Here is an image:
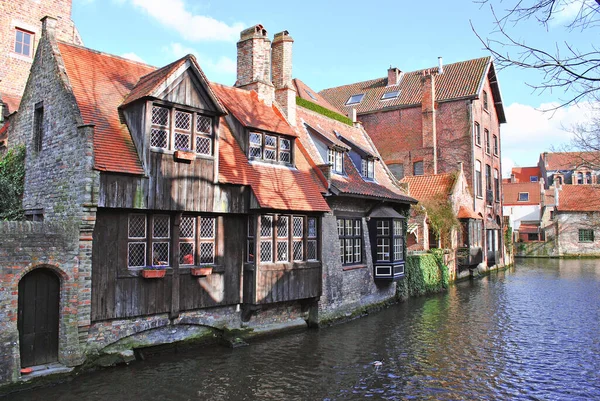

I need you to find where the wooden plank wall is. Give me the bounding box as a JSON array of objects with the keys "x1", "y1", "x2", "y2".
[
  {"x1": 91, "y1": 210, "x2": 243, "y2": 321},
  {"x1": 254, "y1": 263, "x2": 322, "y2": 304}
]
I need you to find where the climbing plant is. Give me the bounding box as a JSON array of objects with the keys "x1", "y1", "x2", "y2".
[
  {"x1": 0, "y1": 145, "x2": 25, "y2": 220},
  {"x1": 418, "y1": 193, "x2": 459, "y2": 248},
  {"x1": 399, "y1": 253, "x2": 448, "y2": 300}
]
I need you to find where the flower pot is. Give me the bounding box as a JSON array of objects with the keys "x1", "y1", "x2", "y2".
[
  {"x1": 174, "y1": 150, "x2": 195, "y2": 162},
  {"x1": 141, "y1": 269, "x2": 167, "y2": 278},
  {"x1": 191, "y1": 267, "x2": 213, "y2": 276}
]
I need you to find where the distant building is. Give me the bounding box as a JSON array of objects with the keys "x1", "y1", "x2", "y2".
[
  {"x1": 539, "y1": 151, "x2": 600, "y2": 187},
  {"x1": 502, "y1": 182, "x2": 543, "y2": 242},
  {"x1": 318, "y1": 57, "x2": 506, "y2": 267}
]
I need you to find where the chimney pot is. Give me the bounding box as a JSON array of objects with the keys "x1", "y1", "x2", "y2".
[{"x1": 438, "y1": 56, "x2": 444, "y2": 74}]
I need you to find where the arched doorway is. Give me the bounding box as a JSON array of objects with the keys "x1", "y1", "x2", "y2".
[{"x1": 18, "y1": 268, "x2": 60, "y2": 367}]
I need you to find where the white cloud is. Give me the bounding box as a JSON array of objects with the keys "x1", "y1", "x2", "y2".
[
  {"x1": 121, "y1": 52, "x2": 146, "y2": 63},
  {"x1": 500, "y1": 102, "x2": 595, "y2": 168},
  {"x1": 549, "y1": 0, "x2": 589, "y2": 26},
  {"x1": 130, "y1": 0, "x2": 244, "y2": 42},
  {"x1": 164, "y1": 43, "x2": 236, "y2": 82},
  {"x1": 501, "y1": 157, "x2": 515, "y2": 178}
]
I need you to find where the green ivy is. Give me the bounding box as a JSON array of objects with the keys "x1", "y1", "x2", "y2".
[
  {"x1": 0, "y1": 145, "x2": 25, "y2": 220},
  {"x1": 296, "y1": 97, "x2": 353, "y2": 126},
  {"x1": 399, "y1": 253, "x2": 448, "y2": 299}
]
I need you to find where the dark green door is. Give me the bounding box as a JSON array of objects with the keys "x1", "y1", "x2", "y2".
[{"x1": 18, "y1": 269, "x2": 60, "y2": 367}]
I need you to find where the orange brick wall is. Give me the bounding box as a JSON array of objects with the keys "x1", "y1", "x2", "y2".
[{"x1": 0, "y1": 0, "x2": 81, "y2": 109}]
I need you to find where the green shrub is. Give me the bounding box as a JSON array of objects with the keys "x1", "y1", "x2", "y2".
[
  {"x1": 296, "y1": 97, "x2": 353, "y2": 126},
  {"x1": 401, "y1": 253, "x2": 448, "y2": 299},
  {"x1": 0, "y1": 145, "x2": 25, "y2": 220}
]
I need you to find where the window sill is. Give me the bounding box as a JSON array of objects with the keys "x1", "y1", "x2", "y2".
[
  {"x1": 9, "y1": 52, "x2": 33, "y2": 62},
  {"x1": 342, "y1": 264, "x2": 367, "y2": 271}
]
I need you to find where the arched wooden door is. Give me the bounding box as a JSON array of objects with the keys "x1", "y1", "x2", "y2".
[{"x1": 18, "y1": 268, "x2": 60, "y2": 367}]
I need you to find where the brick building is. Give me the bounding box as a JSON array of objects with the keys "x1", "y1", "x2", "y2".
[
  {"x1": 0, "y1": 0, "x2": 81, "y2": 124},
  {"x1": 319, "y1": 57, "x2": 506, "y2": 267},
  {"x1": 1, "y1": 20, "x2": 414, "y2": 386}
]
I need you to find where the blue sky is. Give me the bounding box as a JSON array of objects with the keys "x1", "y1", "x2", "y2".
[{"x1": 72, "y1": 0, "x2": 595, "y2": 175}]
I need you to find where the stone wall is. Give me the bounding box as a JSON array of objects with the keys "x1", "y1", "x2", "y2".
[
  {"x1": 0, "y1": 0, "x2": 81, "y2": 109},
  {"x1": 0, "y1": 220, "x2": 85, "y2": 385},
  {"x1": 557, "y1": 212, "x2": 600, "y2": 256},
  {"x1": 318, "y1": 198, "x2": 398, "y2": 323}
]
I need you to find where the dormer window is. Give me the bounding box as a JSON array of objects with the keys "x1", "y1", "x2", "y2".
[
  {"x1": 150, "y1": 104, "x2": 213, "y2": 155},
  {"x1": 381, "y1": 91, "x2": 400, "y2": 101},
  {"x1": 361, "y1": 158, "x2": 375, "y2": 179},
  {"x1": 248, "y1": 131, "x2": 293, "y2": 165},
  {"x1": 346, "y1": 94, "x2": 364, "y2": 105},
  {"x1": 328, "y1": 148, "x2": 344, "y2": 174}
]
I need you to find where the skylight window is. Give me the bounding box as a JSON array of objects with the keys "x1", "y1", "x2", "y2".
[
  {"x1": 305, "y1": 90, "x2": 317, "y2": 101},
  {"x1": 381, "y1": 91, "x2": 400, "y2": 101},
  {"x1": 346, "y1": 94, "x2": 365, "y2": 105}
]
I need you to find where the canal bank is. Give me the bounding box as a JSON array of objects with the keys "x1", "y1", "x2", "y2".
[
  {"x1": 1, "y1": 251, "x2": 459, "y2": 395},
  {"x1": 4, "y1": 257, "x2": 599, "y2": 400}
]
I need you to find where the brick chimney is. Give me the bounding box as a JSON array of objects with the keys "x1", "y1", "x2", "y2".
[
  {"x1": 235, "y1": 24, "x2": 274, "y2": 106},
  {"x1": 272, "y1": 31, "x2": 296, "y2": 126},
  {"x1": 387, "y1": 67, "x2": 401, "y2": 86},
  {"x1": 421, "y1": 69, "x2": 437, "y2": 174}
]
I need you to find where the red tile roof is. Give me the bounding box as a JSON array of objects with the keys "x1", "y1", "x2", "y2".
[
  {"x1": 212, "y1": 84, "x2": 296, "y2": 137},
  {"x1": 296, "y1": 104, "x2": 415, "y2": 203},
  {"x1": 502, "y1": 182, "x2": 541, "y2": 205},
  {"x1": 457, "y1": 205, "x2": 481, "y2": 219},
  {"x1": 320, "y1": 57, "x2": 491, "y2": 115},
  {"x1": 1, "y1": 94, "x2": 21, "y2": 114},
  {"x1": 218, "y1": 116, "x2": 329, "y2": 212},
  {"x1": 557, "y1": 185, "x2": 600, "y2": 212},
  {"x1": 293, "y1": 78, "x2": 342, "y2": 114},
  {"x1": 400, "y1": 173, "x2": 456, "y2": 202},
  {"x1": 511, "y1": 167, "x2": 541, "y2": 183},
  {"x1": 542, "y1": 152, "x2": 600, "y2": 170},
  {"x1": 58, "y1": 42, "x2": 156, "y2": 175}
]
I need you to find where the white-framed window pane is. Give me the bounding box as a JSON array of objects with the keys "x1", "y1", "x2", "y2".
[
  {"x1": 128, "y1": 242, "x2": 146, "y2": 268},
  {"x1": 153, "y1": 215, "x2": 170, "y2": 238},
  {"x1": 361, "y1": 159, "x2": 367, "y2": 176},
  {"x1": 199, "y1": 242, "x2": 214, "y2": 264},
  {"x1": 345, "y1": 219, "x2": 352, "y2": 236},
  {"x1": 307, "y1": 240, "x2": 318, "y2": 261},
  {"x1": 394, "y1": 237, "x2": 403, "y2": 261},
  {"x1": 280, "y1": 138, "x2": 291, "y2": 151},
  {"x1": 328, "y1": 149, "x2": 335, "y2": 165},
  {"x1": 151, "y1": 129, "x2": 168, "y2": 149},
  {"x1": 195, "y1": 135, "x2": 211, "y2": 155},
  {"x1": 152, "y1": 242, "x2": 170, "y2": 266},
  {"x1": 345, "y1": 239, "x2": 353, "y2": 264},
  {"x1": 337, "y1": 219, "x2": 344, "y2": 236},
  {"x1": 377, "y1": 238, "x2": 390, "y2": 261},
  {"x1": 277, "y1": 216, "x2": 289, "y2": 237},
  {"x1": 354, "y1": 239, "x2": 362, "y2": 263},
  {"x1": 175, "y1": 132, "x2": 191, "y2": 151},
  {"x1": 339, "y1": 240, "x2": 345, "y2": 263},
  {"x1": 128, "y1": 214, "x2": 146, "y2": 238},
  {"x1": 277, "y1": 241, "x2": 289, "y2": 261},
  {"x1": 265, "y1": 135, "x2": 277, "y2": 147},
  {"x1": 260, "y1": 241, "x2": 273, "y2": 262},
  {"x1": 335, "y1": 152, "x2": 343, "y2": 173},
  {"x1": 368, "y1": 160, "x2": 374, "y2": 178},
  {"x1": 199, "y1": 217, "x2": 215, "y2": 238},
  {"x1": 196, "y1": 115, "x2": 212, "y2": 134},
  {"x1": 354, "y1": 219, "x2": 361, "y2": 236},
  {"x1": 377, "y1": 220, "x2": 389, "y2": 236},
  {"x1": 152, "y1": 106, "x2": 169, "y2": 126},
  {"x1": 180, "y1": 216, "x2": 196, "y2": 238},
  {"x1": 308, "y1": 217, "x2": 317, "y2": 238},
  {"x1": 293, "y1": 240, "x2": 303, "y2": 261},
  {"x1": 264, "y1": 148, "x2": 276, "y2": 160},
  {"x1": 393, "y1": 220, "x2": 402, "y2": 236},
  {"x1": 250, "y1": 146, "x2": 262, "y2": 158},
  {"x1": 293, "y1": 216, "x2": 303, "y2": 237},
  {"x1": 175, "y1": 110, "x2": 191, "y2": 131},
  {"x1": 261, "y1": 215, "x2": 273, "y2": 237},
  {"x1": 180, "y1": 242, "x2": 195, "y2": 265},
  {"x1": 279, "y1": 151, "x2": 291, "y2": 163}
]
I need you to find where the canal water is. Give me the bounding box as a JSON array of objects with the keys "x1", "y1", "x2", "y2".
[{"x1": 8, "y1": 258, "x2": 600, "y2": 400}]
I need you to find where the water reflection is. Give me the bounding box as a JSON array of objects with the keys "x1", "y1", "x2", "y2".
[{"x1": 7, "y1": 259, "x2": 600, "y2": 400}]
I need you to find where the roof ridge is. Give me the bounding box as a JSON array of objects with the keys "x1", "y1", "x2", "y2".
[{"x1": 57, "y1": 40, "x2": 157, "y2": 69}]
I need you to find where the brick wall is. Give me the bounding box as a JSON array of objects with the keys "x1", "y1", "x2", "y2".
[
  {"x1": 0, "y1": 0, "x2": 81, "y2": 108},
  {"x1": 557, "y1": 212, "x2": 600, "y2": 255},
  {"x1": 0, "y1": 221, "x2": 84, "y2": 385}
]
